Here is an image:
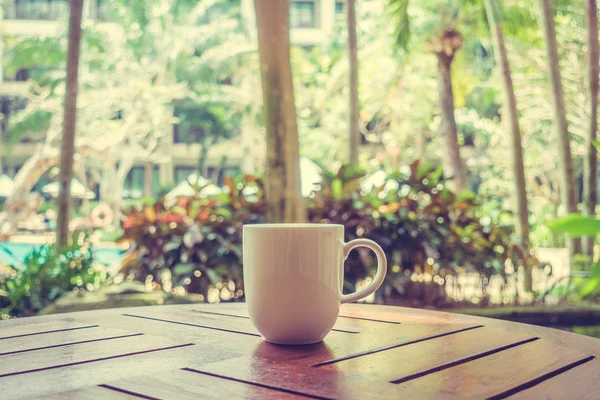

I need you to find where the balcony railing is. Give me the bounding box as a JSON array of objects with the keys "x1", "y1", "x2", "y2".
[{"x1": 3, "y1": 1, "x2": 69, "y2": 21}]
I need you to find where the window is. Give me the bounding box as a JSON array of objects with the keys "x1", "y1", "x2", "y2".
[
  {"x1": 173, "y1": 124, "x2": 207, "y2": 144},
  {"x1": 7, "y1": 0, "x2": 69, "y2": 21},
  {"x1": 173, "y1": 108, "x2": 211, "y2": 144},
  {"x1": 218, "y1": 166, "x2": 241, "y2": 185},
  {"x1": 1, "y1": 97, "x2": 28, "y2": 133},
  {"x1": 96, "y1": 0, "x2": 109, "y2": 21},
  {"x1": 5, "y1": 67, "x2": 51, "y2": 82},
  {"x1": 290, "y1": 1, "x2": 316, "y2": 28},
  {"x1": 335, "y1": 1, "x2": 344, "y2": 16},
  {"x1": 123, "y1": 167, "x2": 144, "y2": 199},
  {"x1": 175, "y1": 166, "x2": 196, "y2": 184},
  {"x1": 123, "y1": 166, "x2": 160, "y2": 198}
]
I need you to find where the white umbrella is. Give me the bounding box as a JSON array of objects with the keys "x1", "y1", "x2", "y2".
[
  {"x1": 300, "y1": 157, "x2": 322, "y2": 197},
  {"x1": 42, "y1": 178, "x2": 96, "y2": 199},
  {"x1": 0, "y1": 174, "x2": 14, "y2": 197},
  {"x1": 165, "y1": 173, "x2": 221, "y2": 200},
  {"x1": 361, "y1": 170, "x2": 399, "y2": 194}
]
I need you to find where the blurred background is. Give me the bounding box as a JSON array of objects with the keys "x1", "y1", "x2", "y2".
[{"x1": 0, "y1": 0, "x2": 599, "y2": 339}]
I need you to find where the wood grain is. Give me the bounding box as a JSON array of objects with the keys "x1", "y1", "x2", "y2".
[
  {"x1": 103, "y1": 369, "x2": 309, "y2": 399},
  {"x1": 507, "y1": 359, "x2": 600, "y2": 400},
  {"x1": 320, "y1": 326, "x2": 536, "y2": 382},
  {"x1": 0, "y1": 303, "x2": 598, "y2": 400},
  {"x1": 0, "y1": 346, "x2": 206, "y2": 399},
  {"x1": 44, "y1": 385, "x2": 142, "y2": 400},
  {"x1": 191, "y1": 308, "x2": 396, "y2": 333},
  {"x1": 0, "y1": 327, "x2": 141, "y2": 355},
  {"x1": 0, "y1": 320, "x2": 97, "y2": 340},
  {"x1": 397, "y1": 339, "x2": 593, "y2": 398},
  {"x1": 184, "y1": 360, "x2": 418, "y2": 400},
  {"x1": 0, "y1": 334, "x2": 191, "y2": 377}
]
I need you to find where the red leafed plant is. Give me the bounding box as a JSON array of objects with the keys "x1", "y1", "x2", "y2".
[{"x1": 118, "y1": 175, "x2": 266, "y2": 301}]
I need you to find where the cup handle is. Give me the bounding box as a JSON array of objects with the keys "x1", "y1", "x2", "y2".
[{"x1": 340, "y1": 238, "x2": 387, "y2": 304}]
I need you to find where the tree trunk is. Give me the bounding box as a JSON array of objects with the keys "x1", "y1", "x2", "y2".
[
  {"x1": 347, "y1": 0, "x2": 360, "y2": 165},
  {"x1": 584, "y1": 0, "x2": 599, "y2": 257},
  {"x1": 144, "y1": 161, "x2": 153, "y2": 198},
  {"x1": 484, "y1": 0, "x2": 532, "y2": 291},
  {"x1": 57, "y1": 0, "x2": 83, "y2": 248},
  {"x1": 254, "y1": 0, "x2": 306, "y2": 222},
  {"x1": 539, "y1": 0, "x2": 581, "y2": 256},
  {"x1": 436, "y1": 53, "x2": 468, "y2": 192}
]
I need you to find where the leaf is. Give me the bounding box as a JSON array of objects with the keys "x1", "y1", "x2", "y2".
[
  {"x1": 173, "y1": 263, "x2": 195, "y2": 276},
  {"x1": 580, "y1": 261, "x2": 600, "y2": 298},
  {"x1": 206, "y1": 268, "x2": 220, "y2": 285},
  {"x1": 455, "y1": 190, "x2": 476, "y2": 203},
  {"x1": 332, "y1": 179, "x2": 343, "y2": 200},
  {"x1": 593, "y1": 139, "x2": 600, "y2": 150},
  {"x1": 546, "y1": 214, "x2": 600, "y2": 237}
]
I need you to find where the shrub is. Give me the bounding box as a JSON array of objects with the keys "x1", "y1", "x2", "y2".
[
  {"x1": 0, "y1": 232, "x2": 107, "y2": 318},
  {"x1": 309, "y1": 161, "x2": 527, "y2": 302},
  {"x1": 118, "y1": 176, "x2": 266, "y2": 302},
  {"x1": 118, "y1": 163, "x2": 525, "y2": 304}
]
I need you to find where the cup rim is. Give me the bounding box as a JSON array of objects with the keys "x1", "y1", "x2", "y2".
[{"x1": 243, "y1": 223, "x2": 343, "y2": 229}]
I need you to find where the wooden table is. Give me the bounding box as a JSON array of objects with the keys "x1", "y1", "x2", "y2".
[{"x1": 1, "y1": 303, "x2": 599, "y2": 399}]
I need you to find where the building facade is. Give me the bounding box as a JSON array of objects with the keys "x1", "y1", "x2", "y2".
[{"x1": 0, "y1": 0, "x2": 344, "y2": 198}]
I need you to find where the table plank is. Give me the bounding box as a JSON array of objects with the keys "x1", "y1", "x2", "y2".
[
  {"x1": 507, "y1": 359, "x2": 600, "y2": 400},
  {"x1": 125, "y1": 308, "x2": 360, "y2": 337},
  {"x1": 251, "y1": 323, "x2": 481, "y2": 367},
  {"x1": 1, "y1": 303, "x2": 598, "y2": 399},
  {"x1": 190, "y1": 307, "x2": 399, "y2": 333},
  {"x1": 397, "y1": 339, "x2": 594, "y2": 398},
  {"x1": 185, "y1": 358, "x2": 427, "y2": 400},
  {"x1": 103, "y1": 369, "x2": 308, "y2": 399},
  {"x1": 45, "y1": 385, "x2": 141, "y2": 400},
  {"x1": 0, "y1": 327, "x2": 142, "y2": 355},
  {"x1": 319, "y1": 326, "x2": 536, "y2": 382},
  {"x1": 0, "y1": 333, "x2": 192, "y2": 377},
  {"x1": 0, "y1": 320, "x2": 98, "y2": 340},
  {"x1": 0, "y1": 346, "x2": 203, "y2": 400}
]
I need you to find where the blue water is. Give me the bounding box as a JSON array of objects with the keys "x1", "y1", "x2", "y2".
[{"x1": 0, "y1": 241, "x2": 122, "y2": 266}]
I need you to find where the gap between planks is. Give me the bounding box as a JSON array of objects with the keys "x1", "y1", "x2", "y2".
[
  {"x1": 189, "y1": 309, "x2": 359, "y2": 334},
  {"x1": 99, "y1": 384, "x2": 161, "y2": 400},
  {"x1": 0, "y1": 325, "x2": 100, "y2": 341},
  {"x1": 311, "y1": 325, "x2": 484, "y2": 367},
  {"x1": 192, "y1": 309, "x2": 401, "y2": 325},
  {"x1": 181, "y1": 367, "x2": 327, "y2": 400},
  {"x1": 0, "y1": 333, "x2": 144, "y2": 357},
  {"x1": 122, "y1": 314, "x2": 262, "y2": 337},
  {"x1": 488, "y1": 355, "x2": 596, "y2": 400},
  {"x1": 391, "y1": 337, "x2": 540, "y2": 384},
  {"x1": 0, "y1": 343, "x2": 195, "y2": 378}
]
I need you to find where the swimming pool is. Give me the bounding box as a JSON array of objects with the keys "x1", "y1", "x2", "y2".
[{"x1": 0, "y1": 241, "x2": 122, "y2": 266}]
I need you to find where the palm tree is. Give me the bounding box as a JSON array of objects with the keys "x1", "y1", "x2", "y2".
[
  {"x1": 57, "y1": 0, "x2": 84, "y2": 248},
  {"x1": 584, "y1": 0, "x2": 599, "y2": 257},
  {"x1": 387, "y1": 0, "x2": 468, "y2": 192},
  {"x1": 483, "y1": 0, "x2": 531, "y2": 289},
  {"x1": 539, "y1": 0, "x2": 580, "y2": 256},
  {"x1": 253, "y1": 0, "x2": 306, "y2": 222},
  {"x1": 347, "y1": 0, "x2": 360, "y2": 165}
]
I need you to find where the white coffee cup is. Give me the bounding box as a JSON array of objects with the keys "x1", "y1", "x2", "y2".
[{"x1": 243, "y1": 223, "x2": 387, "y2": 345}]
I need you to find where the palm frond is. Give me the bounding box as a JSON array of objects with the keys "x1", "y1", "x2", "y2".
[{"x1": 387, "y1": 0, "x2": 411, "y2": 49}]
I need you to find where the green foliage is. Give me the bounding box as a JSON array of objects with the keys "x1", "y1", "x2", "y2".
[
  {"x1": 0, "y1": 233, "x2": 106, "y2": 318},
  {"x1": 120, "y1": 166, "x2": 525, "y2": 305},
  {"x1": 309, "y1": 161, "x2": 527, "y2": 302},
  {"x1": 118, "y1": 176, "x2": 266, "y2": 300},
  {"x1": 547, "y1": 215, "x2": 600, "y2": 298},
  {"x1": 546, "y1": 215, "x2": 600, "y2": 238}
]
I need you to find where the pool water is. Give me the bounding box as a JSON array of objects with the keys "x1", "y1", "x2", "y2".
[{"x1": 0, "y1": 241, "x2": 122, "y2": 266}]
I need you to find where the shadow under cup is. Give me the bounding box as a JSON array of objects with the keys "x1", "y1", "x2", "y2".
[{"x1": 243, "y1": 224, "x2": 345, "y2": 345}]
